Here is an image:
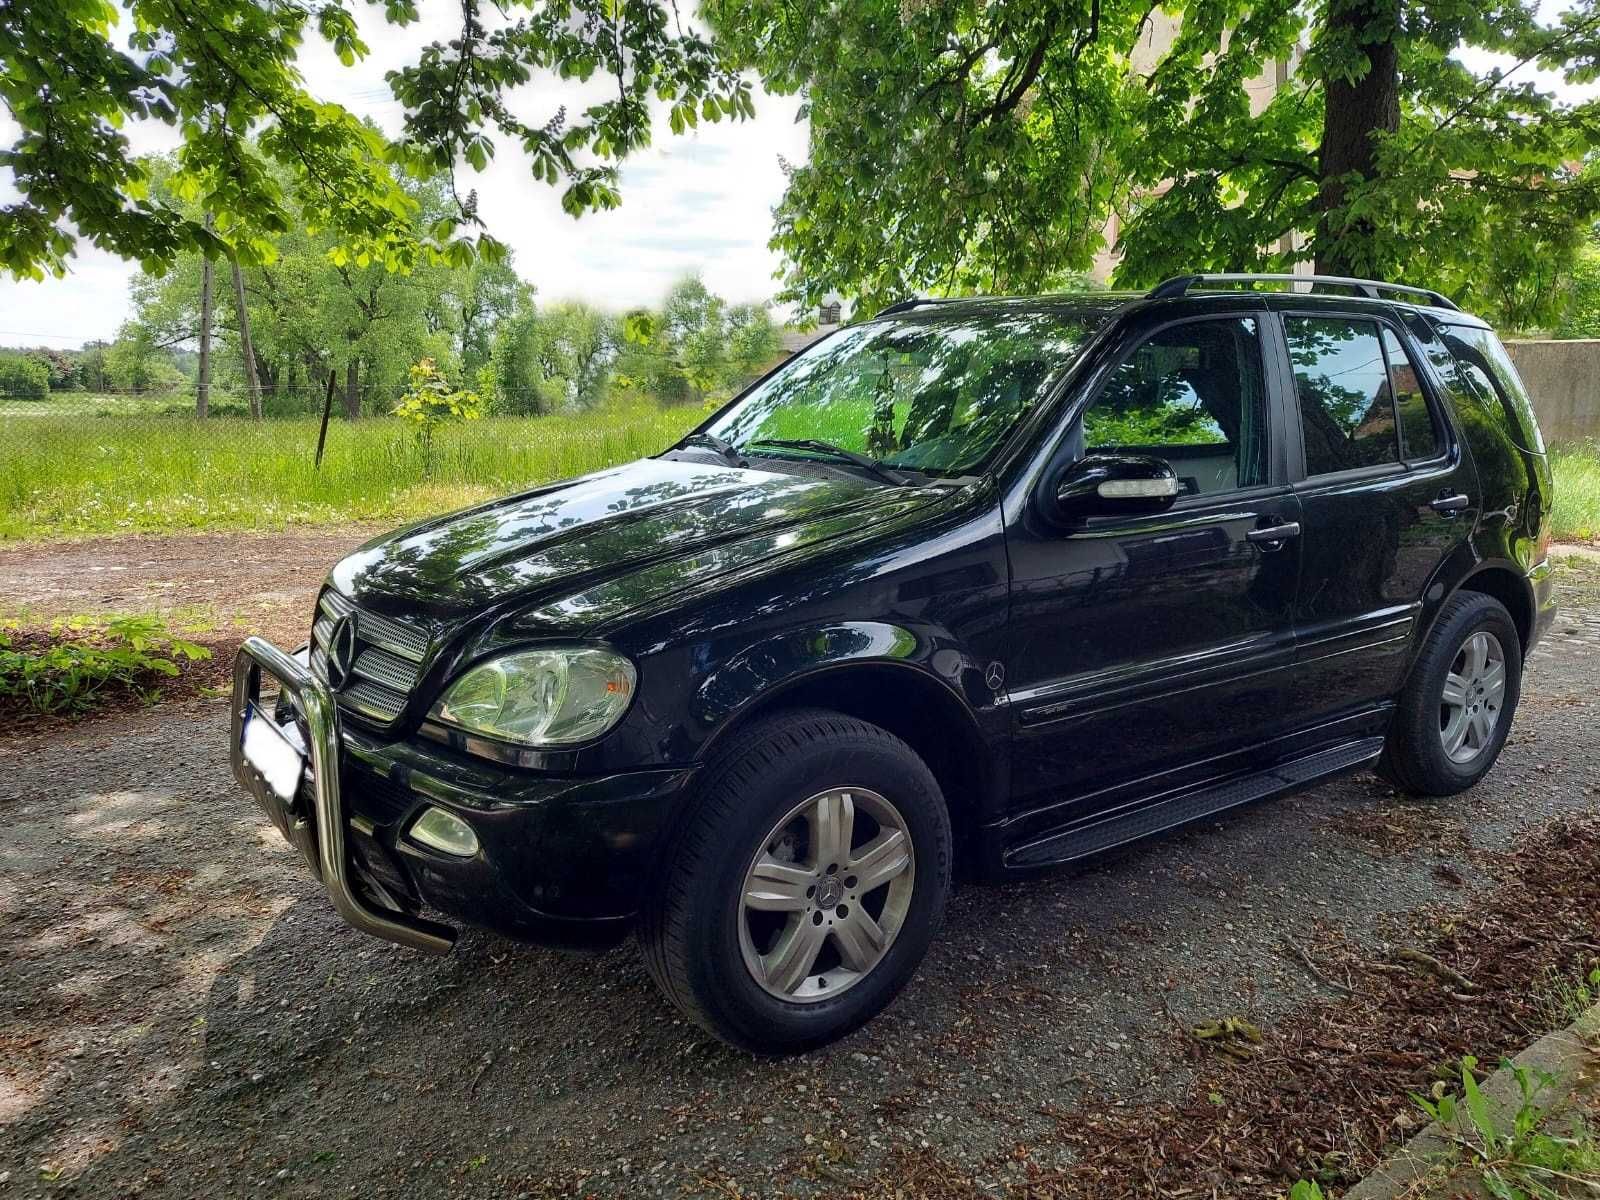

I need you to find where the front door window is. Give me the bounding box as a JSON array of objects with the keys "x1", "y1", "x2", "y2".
[{"x1": 1082, "y1": 317, "x2": 1269, "y2": 496}]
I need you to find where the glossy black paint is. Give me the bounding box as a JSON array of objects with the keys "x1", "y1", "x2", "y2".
[{"x1": 313, "y1": 290, "x2": 1553, "y2": 946}]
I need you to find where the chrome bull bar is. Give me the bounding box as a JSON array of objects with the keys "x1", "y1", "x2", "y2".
[{"x1": 229, "y1": 635, "x2": 456, "y2": 954}]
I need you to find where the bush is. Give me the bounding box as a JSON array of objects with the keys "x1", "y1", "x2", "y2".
[
  {"x1": 0, "y1": 615, "x2": 211, "y2": 715},
  {"x1": 391, "y1": 356, "x2": 483, "y2": 469},
  {"x1": 0, "y1": 351, "x2": 50, "y2": 398}
]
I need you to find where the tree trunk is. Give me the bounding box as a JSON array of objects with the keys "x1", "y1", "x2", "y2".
[
  {"x1": 229, "y1": 253, "x2": 262, "y2": 419},
  {"x1": 343, "y1": 358, "x2": 361, "y2": 420},
  {"x1": 1314, "y1": 0, "x2": 1401, "y2": 277},
  {"x1": 196, "y1": 215, "x2": 215, "y2": 419}
]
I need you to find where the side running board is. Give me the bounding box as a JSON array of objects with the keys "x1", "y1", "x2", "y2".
[{"x1": 1005, "y1": 738, "x2": 1386, "y2": 870}]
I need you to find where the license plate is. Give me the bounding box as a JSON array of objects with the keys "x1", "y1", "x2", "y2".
[{"x1": 241, "y1": 702, "x2": 307, "y2": 803}]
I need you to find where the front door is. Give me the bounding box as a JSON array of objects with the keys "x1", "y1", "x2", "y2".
[
  {"x1": 1003, "y1": 312, "x2": 1303, "y2": 836},
  {"x1": 1272, "y1": 307, "x2": 1476, "y2": 729}
]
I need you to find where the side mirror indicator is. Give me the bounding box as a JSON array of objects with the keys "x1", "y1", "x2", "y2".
[{"x1": 1097, "y1": 476, "x2": 1180, "y2": 501}]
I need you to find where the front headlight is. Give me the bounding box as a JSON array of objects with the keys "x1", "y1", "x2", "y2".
[{"x1": 430, "y1": 647, "x2": 637, "y2": 747}]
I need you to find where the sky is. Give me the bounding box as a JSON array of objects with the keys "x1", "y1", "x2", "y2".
[{"x1": 0, "y1": 3, "x2": 810, "y2": 349}]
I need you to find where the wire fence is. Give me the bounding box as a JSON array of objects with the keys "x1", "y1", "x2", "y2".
[{"x1": 2, "y1": 382, "x2": 703, "y2": 455}]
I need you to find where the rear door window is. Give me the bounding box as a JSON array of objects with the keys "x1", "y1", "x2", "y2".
[
  {"x1": 1382, "y1": 328, "x2": 1441, "y2": 461},
  {"x1": 1284, "y1": 316, "x2": 1398, "y2": 475}
]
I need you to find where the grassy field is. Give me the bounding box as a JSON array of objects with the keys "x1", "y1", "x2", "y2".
[
  {"x1": 1551, "y1": 443, "x2": 1600, "y2": 543},
  {"x1": 1, "y1": 403, "x2": 700, "y2": 539},
  {"x1": 5, "y1": 397, "x2": 1599, "y2": 544}
]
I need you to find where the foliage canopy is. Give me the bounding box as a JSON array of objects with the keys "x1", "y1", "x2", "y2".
[
  {"x1": 0, "y1": 0, "x2": 752, "y2": 278},
  {"x1": 708, "y1": 0, "x2": 1600, "y2": 326}
]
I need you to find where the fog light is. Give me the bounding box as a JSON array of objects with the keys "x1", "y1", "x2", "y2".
[{"x1": 408, "y1": 806, "x2": 479, "y2": 857}]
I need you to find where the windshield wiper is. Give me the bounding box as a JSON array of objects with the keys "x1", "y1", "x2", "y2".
[
  {"x1": 678, "y1": 432, "x2": 746, "y2": 468},
  {"x1": 745, "y1": 438, "x2": 921, "y2": 487}
]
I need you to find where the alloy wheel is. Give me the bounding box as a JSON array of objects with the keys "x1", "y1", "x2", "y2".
[
  {"x1": 1439, "y1": 630, "x2": 1507, "y2": 765},
  {"x1": 738, "y1": 787, "x2": 916, "y2": 1002}
]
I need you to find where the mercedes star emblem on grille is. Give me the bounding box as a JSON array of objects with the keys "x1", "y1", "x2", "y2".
[{"x1": 325, "y1": 613, "x2": 360, "y2": 692}]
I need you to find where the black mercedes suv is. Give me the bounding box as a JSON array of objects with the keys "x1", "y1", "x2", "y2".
[{"x1": 231, "y1": 273, "x2": 1555, "y2": 1052}]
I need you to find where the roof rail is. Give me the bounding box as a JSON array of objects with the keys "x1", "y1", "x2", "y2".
[{"x1": 1147, "y1": 273, "x2": 1461, "y2": 312}]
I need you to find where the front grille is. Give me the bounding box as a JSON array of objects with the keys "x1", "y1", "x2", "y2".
[{"x1": 310, "y1": 588, "x2": 431, "y2": 724}]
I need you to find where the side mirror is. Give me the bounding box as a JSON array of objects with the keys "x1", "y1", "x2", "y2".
[{"x1": 1049, "y1": 453, "x2": 1181, "y2": 524}]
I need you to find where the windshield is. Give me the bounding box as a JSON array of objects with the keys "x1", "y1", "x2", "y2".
[{"x1": 702, "y1": 306, "x2": 1110, "y2": 477}]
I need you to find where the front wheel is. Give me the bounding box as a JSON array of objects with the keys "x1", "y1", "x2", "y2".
[
  {"x1": 1380, "y1": 591, "x2": 1522, "y2": 796},
  {"x1": 639, "y1": 708, "x2": 952, "y2": 1053}
]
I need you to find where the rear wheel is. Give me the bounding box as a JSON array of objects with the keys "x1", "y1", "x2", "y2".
[
  {"x1": 639, "y1": 708, "x2": 952, "y2": 1053},
  {"x1": 1380, "y1": 592, "x2": 1521, "y2": 796}
]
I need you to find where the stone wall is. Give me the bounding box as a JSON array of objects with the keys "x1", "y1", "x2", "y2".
[{"x1": 1505, "y1": 339, "x2": 1599, "y2": 445}]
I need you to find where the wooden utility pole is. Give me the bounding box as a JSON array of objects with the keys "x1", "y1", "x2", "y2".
[
  {"x1": 197, "y1": 214, "x2": 214, "y2": 419},
  {"x1": 229, "y1": 252, "x2": 262, "y2": 419}
]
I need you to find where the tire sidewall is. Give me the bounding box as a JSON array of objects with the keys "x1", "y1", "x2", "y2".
[
  {"x1": 1407, "y1": 598, "x2": 1522, "y2": 789},
  {"x1": 682, "y1": 729, "x2": 951, "y2": 1053}
]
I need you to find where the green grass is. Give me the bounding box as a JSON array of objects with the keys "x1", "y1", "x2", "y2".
[
  {"x1": 1551, "y1": 442, "x2": 1600, "y2": 543},
  {"x1": 0, "y1": 402, "x2": 700, "y2": 540}
]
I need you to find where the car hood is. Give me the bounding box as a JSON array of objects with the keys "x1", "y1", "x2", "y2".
[{"x1": 330, "y1": 456, "x2": 950, "y2": 630}]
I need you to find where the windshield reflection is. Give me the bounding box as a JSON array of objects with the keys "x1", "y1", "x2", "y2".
[{"x1": 705, "y1": 304, "x2": 1112, "y2": 477}]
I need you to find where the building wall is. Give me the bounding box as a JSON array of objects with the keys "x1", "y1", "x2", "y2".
[{"x1": 1504, "y1": 339, "x2": 1600, "y2": 445}]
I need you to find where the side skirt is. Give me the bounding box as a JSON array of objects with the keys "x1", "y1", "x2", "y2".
[{"x1": 998, "y1": 736, "x2": 1386, "y2": 872}]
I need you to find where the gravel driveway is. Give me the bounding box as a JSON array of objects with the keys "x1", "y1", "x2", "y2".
[{"x1": 4, "y1": 561, "x2": 1599, "y2": 1199}]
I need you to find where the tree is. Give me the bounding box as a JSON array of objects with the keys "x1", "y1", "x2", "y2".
[
  {"x1": 708, "y1": 0, "x2": 1600, "y2": 324},
  {"x1": 1555, "y1": 241, "x2": 1600, "y2": 338},
  {"x1": 197, "y1": 215, "x2": 215, "y2": 418},
  {"x1": 125, "y1": 165, "x2": 489, "y2": 415},
  {"x1": 486, "y1": 300, "x2": 617, "y2": 413},
  {"x1": 436, "y1": 259, "x2": 528, "y2": 375},
  {"x1": 1, "y1": 0, "x2": 753, "y2": 281},
  {"x1": 724, "y1": 303, "x2": 782, "y2": 384},
  {"x1": 487, "y1": 306, "x2": 560, "y2": 415},
  {"x1": 0, "y1": 352, "x2": 50, "y2": 398},
  {"x1": 104, "y1": 328, "x2": 184, "y2": 393}
]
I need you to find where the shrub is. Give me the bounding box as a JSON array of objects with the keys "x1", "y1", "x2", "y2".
[
  {"x1": 391, "y1": 356, "x2": 483, "y2": 469},
  {"x1": 0, "y1": 351, "x2": 50, "y2": 398},
  {"x1": 0, "y1": 615, "x2": 211, "y2": 715}
]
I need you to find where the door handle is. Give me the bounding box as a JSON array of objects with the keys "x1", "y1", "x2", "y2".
[
  {"x1": 1246, "y1": 521, "x2": 1301, "y2": 549},
  {"x1": 1430, "y1": 493, "x2": 1470, "y2": 515}
]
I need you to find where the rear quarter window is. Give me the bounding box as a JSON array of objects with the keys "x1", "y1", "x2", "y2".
[{"x1": 1437, "y1": 324, "x2": 1546, "y2": 455}]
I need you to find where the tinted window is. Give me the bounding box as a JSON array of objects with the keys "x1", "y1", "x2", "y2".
[
  {"x1": 1382, "y1": 328, "x2": 1440, "y2": 460},
  {"x1": 1082, "y1": 318, "x2": 1269, "y2": 495},
  {"x1": 1285, "y1": 316, "x2": 1397, "y2": 474},
  {"x1": 1438, "y1": 325, "x2": 1546, "y2": 454}
]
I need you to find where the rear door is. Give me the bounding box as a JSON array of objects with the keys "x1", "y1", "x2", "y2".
[{"x1": 1271, "y1": 305, "x2": 1476, "y2": 730}]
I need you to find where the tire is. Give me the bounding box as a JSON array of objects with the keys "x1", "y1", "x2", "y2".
[
  {"x1": 638, "y1": 707, "x2": 952, "y2": 1054},
  {"x1": 1379, "y1": 591, "x2": 1522, "y2": 796}
]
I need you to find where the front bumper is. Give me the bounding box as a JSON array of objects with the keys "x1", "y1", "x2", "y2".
[{"x1": 229, "y1": 637, "x2": 694, "y2": 952}]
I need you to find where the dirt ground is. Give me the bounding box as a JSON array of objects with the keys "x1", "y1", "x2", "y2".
[
  {"x1": 0, "y1": 529, "x2": 383, "y2": 645},
  {"x1": 2, "y1": 544, "x2": 1600, "y2": 1198}
]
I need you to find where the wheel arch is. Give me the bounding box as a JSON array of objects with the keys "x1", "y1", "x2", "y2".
[
  {"x1": 695, "y1": 657, "x2": 996, "y2": 877},
  {"x1": 1456, "y1": 562, "x2": 1535, "y2": 657}
]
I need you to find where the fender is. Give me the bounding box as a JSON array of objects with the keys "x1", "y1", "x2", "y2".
[{"x1": 692, "y1": 620, "x2": 994, "y2": 763}]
